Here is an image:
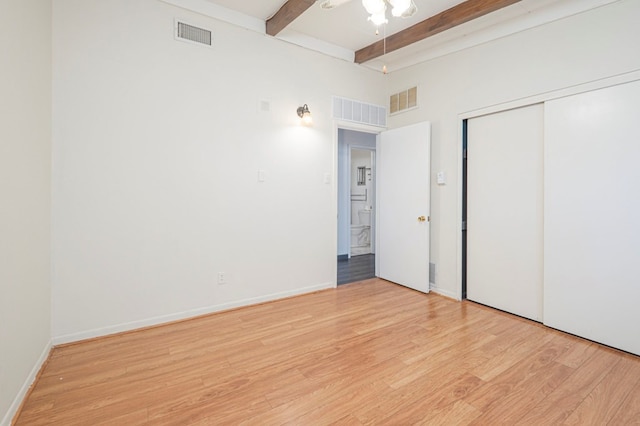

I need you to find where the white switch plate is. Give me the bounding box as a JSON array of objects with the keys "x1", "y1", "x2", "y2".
[
  {"x1": 436, "y1": 171, "x2": 446, "y2": 185},
  {"x1": 258, "y1": 170, "x2": 266, "y2": 182},
  {"x1": 324, "y1": 173, "x2": 331, "y2": 184}
]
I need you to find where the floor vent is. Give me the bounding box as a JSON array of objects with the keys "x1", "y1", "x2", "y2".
[
  {"x1": 332, "y1": 96, "x2": 387, "y2": 128},
  {"x1": 175, "y1": 20, "x2": 212, "y2": 47}
]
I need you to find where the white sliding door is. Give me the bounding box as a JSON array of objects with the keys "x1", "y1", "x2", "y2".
[
  {"x1": 544, "y1": 80, "x2": 640, "y2": 356},
  {"x1": 467, "y1": 104, "x2": 544, "y2": 321}
]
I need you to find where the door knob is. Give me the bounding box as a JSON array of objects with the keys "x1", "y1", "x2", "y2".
[{"x1": 418, "y1": 216, "x2": 426, "y2": 222}]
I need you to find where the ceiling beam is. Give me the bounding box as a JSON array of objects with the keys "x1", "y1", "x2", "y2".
[
  {"x1": 266, "y1": 0, "x2": 316, "y2": 36},
  {"x1": 355, "y1": 0, "x2": 522, "y2": 64}
]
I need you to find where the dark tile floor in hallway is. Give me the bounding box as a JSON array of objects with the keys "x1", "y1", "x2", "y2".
[{"x1": 337, "y1": 254, "x2": 375, "y2": 285}]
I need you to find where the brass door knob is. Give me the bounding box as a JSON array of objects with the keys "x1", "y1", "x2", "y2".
[{"x1": 418, "y1": 216, "x2": 427, "y2": 222}]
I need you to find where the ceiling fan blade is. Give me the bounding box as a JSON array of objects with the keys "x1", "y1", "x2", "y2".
[
  {"x1": 400, "y1": 0, "x2": 417, "y2": 17},
  {"x1": 319, "y1": 0, "x2": 353, "y2": 10}
]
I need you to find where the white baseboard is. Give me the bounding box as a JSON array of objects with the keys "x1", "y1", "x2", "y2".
[
  {"x1": 430, "y1": 285, "x2": 460, "y2": 301},
  {"x1": 52, "y1": 282, "x2": 335, "y2": 345},
  {"x1": 1, "y1": 340, "x2": 52, "y2": 426}
]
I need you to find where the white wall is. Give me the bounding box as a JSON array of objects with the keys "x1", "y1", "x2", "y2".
[
  {"x1": 0, "y1": 1, "x2": 52, "y2": 424},
  {"x1": 51, "y1": 0, "x2": 385, "y2": 342},
  {"x1": 387, "y1": 0, "x2": 640, "y2": 298}
]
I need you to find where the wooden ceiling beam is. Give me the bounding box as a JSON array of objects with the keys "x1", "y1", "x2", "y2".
[
  {"x1": 355, "y1": 0, "x2": 521, "y2": 64},
  {"x1": 266, "y1": 0, "x2": 316, "y2": 36}
]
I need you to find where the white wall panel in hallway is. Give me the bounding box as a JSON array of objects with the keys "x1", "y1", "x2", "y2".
[
  {"x1": 467, "y1": 104, "x2": 544, "y2": 321},
  {"x1": 544, "y1": 80, "x2": 640, "y2": 356}
]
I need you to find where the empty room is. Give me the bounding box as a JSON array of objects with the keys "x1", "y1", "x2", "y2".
[{"x1": 2, "y1": 0, "x2": 640, "y2": 424}]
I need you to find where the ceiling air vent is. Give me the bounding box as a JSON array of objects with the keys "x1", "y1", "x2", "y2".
[
  {"x1": 175, "y1": 20, "x2": 212, "y2": 47},
  {"x1": 332, "y1": 96, "x2": 387, "y2": 128},
  {"x1": 390, "y1": 86, "x2": 418, "y2": 115}
]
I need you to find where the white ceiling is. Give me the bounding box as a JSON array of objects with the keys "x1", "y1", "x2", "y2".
[{"x1": 166, "y1": 0, "x2": 619, "y2": 72}]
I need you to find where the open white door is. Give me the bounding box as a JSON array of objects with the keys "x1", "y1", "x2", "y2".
[{"x1": 377, "y1": 122, "x2": 431, "y2": 293}]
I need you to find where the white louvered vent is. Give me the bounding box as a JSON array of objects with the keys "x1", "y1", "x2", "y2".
[
  {"x1": 332, "y1": 96, "x2": 386, "y2": 128},
  {"x1": 175, "y1": 20, "x2": 212, "y2": 47}
]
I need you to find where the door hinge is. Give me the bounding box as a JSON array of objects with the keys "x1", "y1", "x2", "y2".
[
  {"x1": 463, "y1": 148, "x2": 467, "y2": 159},
  {"x1": 462, "y1": 221, "x2": 467, "y2": 231}
]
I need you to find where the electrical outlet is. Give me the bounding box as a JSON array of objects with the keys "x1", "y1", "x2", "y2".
[{"x1": 217, "y1": 272, "x2": 226, "y2": 285}]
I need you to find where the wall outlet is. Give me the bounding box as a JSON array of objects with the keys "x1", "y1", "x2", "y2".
[{"x1": 217, "y1": 272, "x2": 226, "y2": 285}]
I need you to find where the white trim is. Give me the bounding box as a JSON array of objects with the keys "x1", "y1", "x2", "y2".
[
  {"x1": 52, "y1": 282, "x2": 334, "y2": 345},
  {"x1": 333, "y1": 119, "x2": 386, "y2": 134},
  {"x1": 460, "y1": 69, "x2": 640, "y2": 119},
  {"x1": 1, "y1": 341, "x2": 52, "y2": 426},
  {"x1": 457, "y1": 68, "x2": 640, "y2": 303}
]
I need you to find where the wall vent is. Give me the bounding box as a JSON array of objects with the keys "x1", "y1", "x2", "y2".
[
  {"x1": 390, "y1": 86, "x2": 418, "y2": 115},
  {"x1": 175, "y1": 20, "x2": 212, "y2": 47},
  {"x1": 429, "y1": 262, "x2": 436, "y2": 284},
  {"x1": 332, "y1": 96, "x2": 386, "y2": 128}
]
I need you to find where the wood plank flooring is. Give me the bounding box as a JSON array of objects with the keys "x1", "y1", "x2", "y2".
[
  {"x1": 15, "y1": 279, "x2": 640, "y2": 425},
  {"x1": 337, "y1": 254, "x2": 375, "y2": 285}
]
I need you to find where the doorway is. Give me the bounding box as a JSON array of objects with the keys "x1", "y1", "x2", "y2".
[
  {"x1": 337, "y1": 129, "x2": 376, "y2": 285},
  {"x1": 336, "y1": 121, "x2": 431, "y2": 291}
]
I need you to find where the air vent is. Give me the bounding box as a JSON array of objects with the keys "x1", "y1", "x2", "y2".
[
  {"x1": 175, "y1": 20, "x2": 212, "y2": 47},
  {"x1": 390, "y1": 86, "x2": 418, "y2": 115},
  {"x1": 332, "y1": 96, "x2": 386, "y2": 127}
]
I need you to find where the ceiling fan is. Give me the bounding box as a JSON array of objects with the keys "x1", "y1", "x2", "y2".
[{"x1": 319, "y1": 0, "x2": 418, "y2": 24}]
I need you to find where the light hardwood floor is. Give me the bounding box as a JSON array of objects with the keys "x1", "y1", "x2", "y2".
[{"x1": 15, "y1": 279, "x2": 640, "y2": 425}]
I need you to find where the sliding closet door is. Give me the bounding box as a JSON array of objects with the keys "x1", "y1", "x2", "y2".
[
  {"x1": 545, "y1": 80, "x2": 640, "y2": 356},
  {"x1": 467, "y1": 104, "x2": 544, "y2": 321}
]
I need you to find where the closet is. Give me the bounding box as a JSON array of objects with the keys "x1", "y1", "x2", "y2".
[{"x1": 466, "y1": 79, "x2": 640, "y2": 356}]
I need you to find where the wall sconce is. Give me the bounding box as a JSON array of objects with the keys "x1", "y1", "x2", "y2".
[{"x1": 297, "y1": 104, "x2": 312, "y2": 125}]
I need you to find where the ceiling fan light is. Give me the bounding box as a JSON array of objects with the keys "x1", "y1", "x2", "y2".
[
  {"x1": 319, "y1": 0, "x2": 334, "y2": 9},
  {"x1": 368, "y1": 11, "x2": 388, "y2": 26},
  {"x1": 390, "y1": 0, "x2": 411, "y2": 16},
  {"x1": 362, "y1": 0, "x2": 385, "y2": 15}
]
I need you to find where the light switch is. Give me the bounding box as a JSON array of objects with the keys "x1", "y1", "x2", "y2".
[
  {"x1": 258, "y1": 170, "x2": 266, "y2": 182},
  {"x1": 436, "y1": 172, "x2": 446, "y2": 185}
]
